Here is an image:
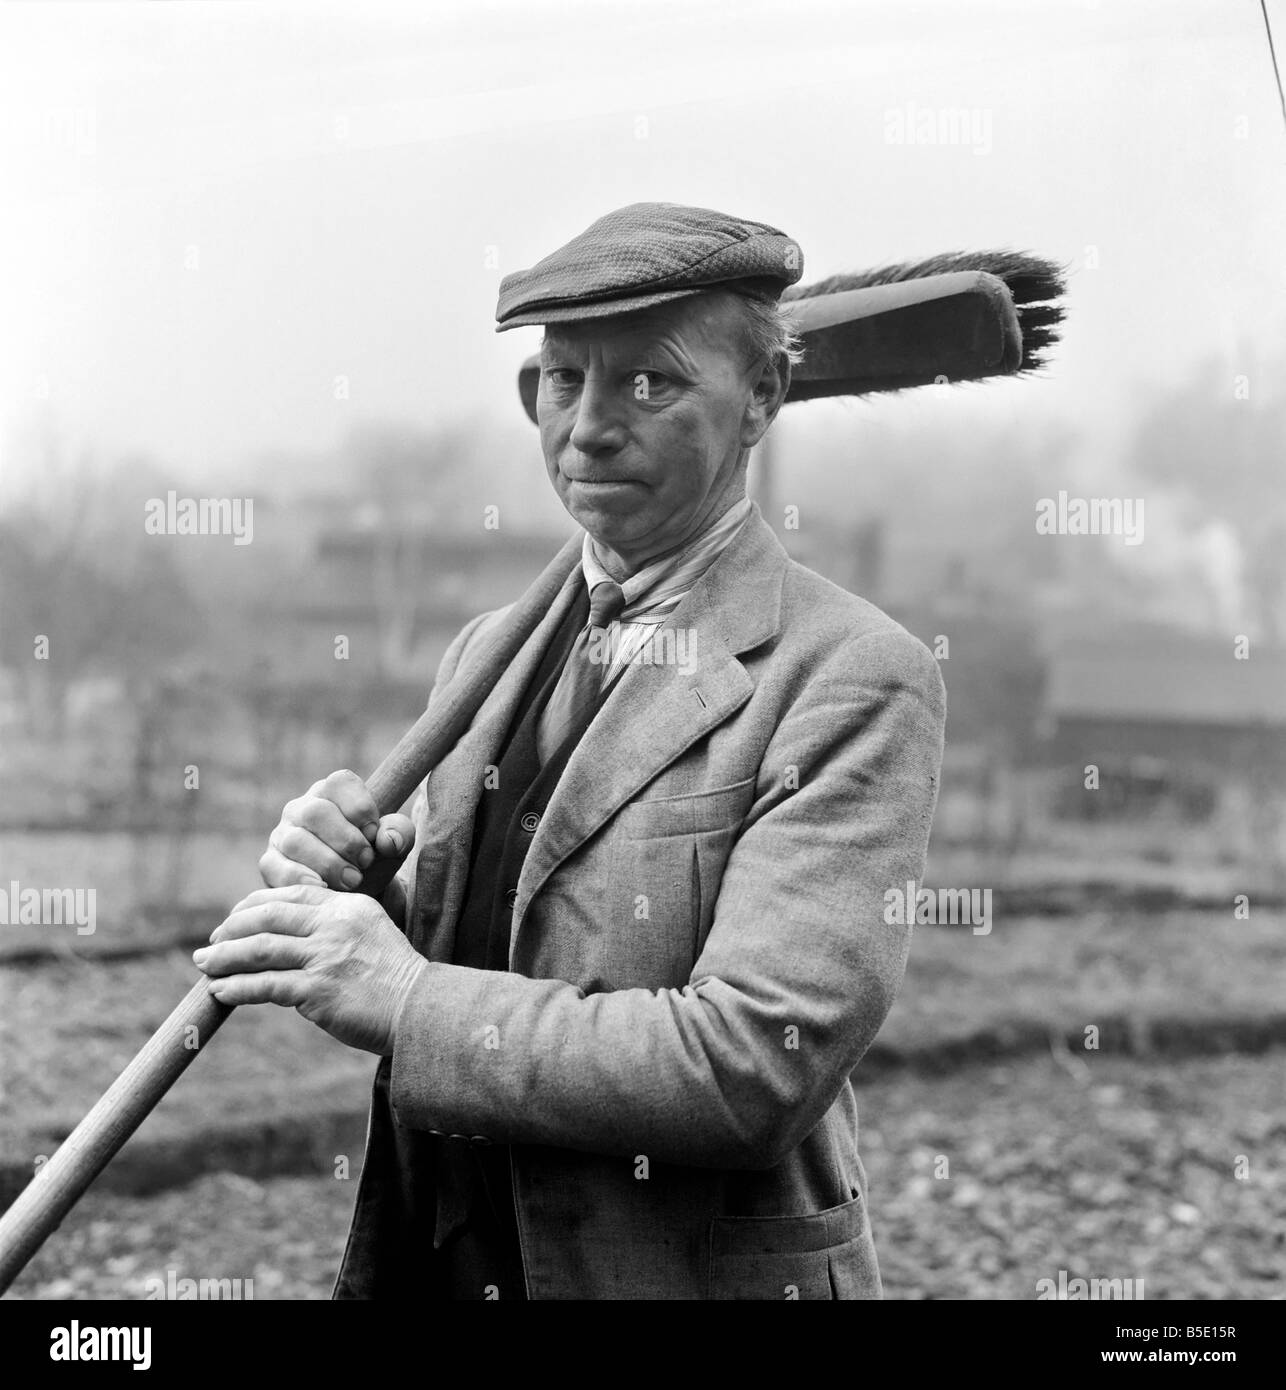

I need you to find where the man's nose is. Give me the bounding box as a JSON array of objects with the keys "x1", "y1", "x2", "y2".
[{"x1": 568, "y1": 376, "x2": 626, "y2": 455}]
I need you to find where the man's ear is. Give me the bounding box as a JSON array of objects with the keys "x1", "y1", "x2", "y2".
[{"x1": 741, "y1": 354, "x2": 791, "y2": 449}]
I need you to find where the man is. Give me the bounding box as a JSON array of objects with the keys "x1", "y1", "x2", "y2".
[{"x1": 193, "y1": 202, "x2": 947, "y2": 1299}]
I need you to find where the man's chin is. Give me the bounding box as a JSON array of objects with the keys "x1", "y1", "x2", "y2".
[{"x1": 563, "y1": 488, "x2": 647, "y2": 536}]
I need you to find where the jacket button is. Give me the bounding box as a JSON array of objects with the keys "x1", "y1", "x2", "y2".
[
  {"x1": 520, "y1": 811, "x2": 540, "y2": 833},
  {"x1": 505, "y1": 887, "x2": 518, "y2": 905}
]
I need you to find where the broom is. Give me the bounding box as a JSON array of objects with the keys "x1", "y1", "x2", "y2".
[{"x1": 517, "y1": 250, "x2": 1067, "y2": 418}]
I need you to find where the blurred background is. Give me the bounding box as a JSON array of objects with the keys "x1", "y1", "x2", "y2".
[{"x1": 1, "y1": 0, "x2": 1283, "y2": 1299}]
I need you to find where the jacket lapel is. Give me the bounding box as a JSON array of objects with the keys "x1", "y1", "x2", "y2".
[
  {"x1": 510, "y1": 505, "x2": 788, "y2": 945},
  {"x1": 416, "y1": 558, "x2": 583, "y2": 959}
]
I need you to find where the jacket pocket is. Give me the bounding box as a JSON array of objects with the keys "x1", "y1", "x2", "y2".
[
  {"x1": 707, "y1": 1193, "x2": 881, "y2": 1301},
  {"x1": 598, "y1": 779, "x2": 754, "y2": 988},
  {"x1": 618, "y1": 776, "x2": 756, "y2": 840},
  {"x1": 606, "y1": 831, "x2": 698, "y2": 989}
]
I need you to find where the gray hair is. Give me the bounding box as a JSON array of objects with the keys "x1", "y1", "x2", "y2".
[{"x1": 720, "y1": 288, "x2": 805, "y2": 374}]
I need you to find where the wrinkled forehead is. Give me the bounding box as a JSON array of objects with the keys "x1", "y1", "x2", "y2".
[{"x1": 539, "y1": 290, "x2": 743, "y2": 361}]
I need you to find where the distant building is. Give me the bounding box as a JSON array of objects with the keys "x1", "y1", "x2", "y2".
[
  {"x1": 1039, "y1": 636, "x2": 1286, "y2": 783},
  {"x1": 257, "y1": 526, "x2": 570, "y2": 682}
]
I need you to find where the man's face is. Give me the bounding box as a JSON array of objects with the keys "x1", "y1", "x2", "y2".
[{"x1": 537, "y1": 292, "x2": 774, "y2": 572}]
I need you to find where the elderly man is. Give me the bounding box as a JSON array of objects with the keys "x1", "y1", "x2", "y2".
[{"x1": 194, "y1": 202, "x2": 947, "y2": 1300}]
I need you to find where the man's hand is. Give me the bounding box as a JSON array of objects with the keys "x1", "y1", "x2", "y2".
[
  {"x1": 193, "y1": 884, "x2": 427, "y2": 1055},
  {"x1": 259, "y1": 769, "x2": 414, "y2": 894}
]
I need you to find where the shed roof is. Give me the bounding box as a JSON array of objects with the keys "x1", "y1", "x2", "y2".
[{"x1": 1047, "y1": 638, "x2": 1286, "y2": 727}]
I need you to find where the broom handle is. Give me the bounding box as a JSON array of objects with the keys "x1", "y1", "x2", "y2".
[{"x1": 0, "y1": 533, "x2": 583, "y2": 1295}]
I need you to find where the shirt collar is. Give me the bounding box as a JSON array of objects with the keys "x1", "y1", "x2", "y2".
[{"x1": 581, "y1": 495, "x2": 752, "y2": 616}]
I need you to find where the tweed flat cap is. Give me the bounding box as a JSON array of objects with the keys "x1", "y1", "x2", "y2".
[{"x1": 495, "y1": 201, "x2": 803, "y2": 331}]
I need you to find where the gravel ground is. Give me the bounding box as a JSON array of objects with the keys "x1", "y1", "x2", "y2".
[{"x1": 6, "y1": 1051, "x2": 1282, "y2": 1300}]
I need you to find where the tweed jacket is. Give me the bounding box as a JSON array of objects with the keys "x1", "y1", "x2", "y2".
[{"x1": 334, "y1": 503, "x2": 946, "y2": 1300}]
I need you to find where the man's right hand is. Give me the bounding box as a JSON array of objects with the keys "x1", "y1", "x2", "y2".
[{"x1": 259, "y1": 769, "x2": 416, "y2": 893}]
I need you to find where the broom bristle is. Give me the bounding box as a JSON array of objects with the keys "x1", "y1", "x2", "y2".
[{"x1": 783, "y1": 250, "x2": 1068, "y2": 372}]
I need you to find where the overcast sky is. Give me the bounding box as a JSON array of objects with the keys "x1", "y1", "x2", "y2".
[{"x1": 1, "y1": 0, "x2": 1283, "y2": 504}]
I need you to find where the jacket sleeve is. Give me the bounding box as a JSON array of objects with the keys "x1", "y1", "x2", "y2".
[{"x1": 388, "y1": 627, "x2": 946, "y2": 1169}]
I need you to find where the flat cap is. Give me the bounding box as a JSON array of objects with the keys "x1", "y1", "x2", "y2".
[{"x1": 495, "y1": 201, "x2": 803, "y2": 331}]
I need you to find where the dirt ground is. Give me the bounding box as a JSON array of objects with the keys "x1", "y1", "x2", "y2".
[{"x1": 6, "y1": 1051, "x2": 1282, "y2": 1300}]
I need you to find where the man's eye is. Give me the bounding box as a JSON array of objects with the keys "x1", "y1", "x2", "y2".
[
  {"x1": 633, "y1": 371, "x2": 671, "y2": 393},
  {"x1": 542, "y1": 368, "x2": 580, "y2": 388}
]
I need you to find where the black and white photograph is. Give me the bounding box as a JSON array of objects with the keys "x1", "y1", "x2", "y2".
[{"x1": 0, "y1": 0, "x2": 1281, "y2": 1352}]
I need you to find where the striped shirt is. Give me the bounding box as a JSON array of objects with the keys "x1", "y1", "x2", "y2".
[{"x1": 579, "y1": 494, "x2": 753, "y2": 688}]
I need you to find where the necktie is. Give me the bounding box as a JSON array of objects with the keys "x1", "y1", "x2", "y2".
[{"x1": 537, "y1": 578, "x2": 627, "y2": 761}]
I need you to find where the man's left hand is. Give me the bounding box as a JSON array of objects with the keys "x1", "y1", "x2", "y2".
[{"x1": 193, "y1": 884, "x2": 427, "y2": 1056}]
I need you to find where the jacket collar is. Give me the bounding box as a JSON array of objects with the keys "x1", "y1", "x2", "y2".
[{"x1": 509, "y1": 500, "x2": 788, "y2": 944}]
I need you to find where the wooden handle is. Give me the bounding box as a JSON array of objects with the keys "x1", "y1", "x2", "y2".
[{"x1": 0, "y1": 532, "x2": 583, "y2": 1294}]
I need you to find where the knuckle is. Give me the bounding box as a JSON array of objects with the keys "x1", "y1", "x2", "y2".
[
  {"x1": 333, "y1": 833, "x2": 362, "y2": 863},
  {"x1": 291, "y1": 798, "x2": 325, "y2": 832},
  {"x1": 278, "y1": 824, "x2": 309, "y2": 859}
]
